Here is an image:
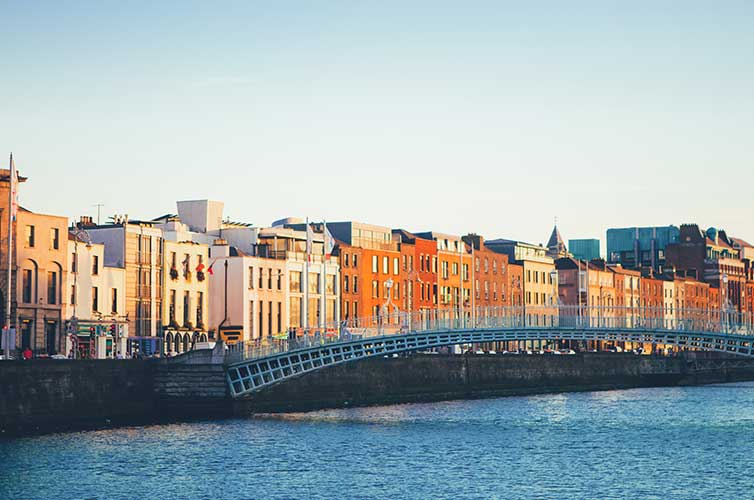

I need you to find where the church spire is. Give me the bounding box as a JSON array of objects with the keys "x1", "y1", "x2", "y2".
[{"x1": 546, "y1": 220, "x2": 569, "y2": 258}]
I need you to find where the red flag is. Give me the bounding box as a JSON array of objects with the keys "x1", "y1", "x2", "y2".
[{"x1": 207, "y1": 262, "x2": 214, "y2": 275}]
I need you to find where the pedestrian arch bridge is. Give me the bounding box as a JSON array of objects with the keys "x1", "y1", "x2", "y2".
[{"x1": 224, "y1": 306, "x2": 754, "y2": 398}]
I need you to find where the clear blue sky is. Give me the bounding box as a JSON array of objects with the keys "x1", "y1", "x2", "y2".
[{"x1": 2, "y1": 1, "x2": 753, "y2": 248}]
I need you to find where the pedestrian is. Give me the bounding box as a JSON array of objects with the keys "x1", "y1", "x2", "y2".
[{"x1": 22, "y1": 347, "x2": 32, "y2": 360}]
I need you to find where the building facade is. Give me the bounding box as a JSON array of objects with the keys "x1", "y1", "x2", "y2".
[{"x1": 64, "y1": 234, "x2": 127, "y2": 358}]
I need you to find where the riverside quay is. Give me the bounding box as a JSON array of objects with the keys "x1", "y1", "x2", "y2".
[{"x1": 2, "y1": 161, "x2": 754, "y2": 365}]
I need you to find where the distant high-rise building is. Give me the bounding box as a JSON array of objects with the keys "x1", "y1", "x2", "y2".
[
  {"x1": 569, "y1": 239, "x2": 600, "y2": 261},
  {"x1": 606, "y1": 226, "x2": 679, "y2": 271}
]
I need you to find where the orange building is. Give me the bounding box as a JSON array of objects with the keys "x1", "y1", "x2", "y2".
[
  {"x1": 415, "y1": 232, "x2": 472, "y2": 321},
  {"x1": 329, "y1": 222, "x2": 404, "y2": 322},
  {"x1": 464, "y1": 234, "x2": 509, "y2": 312},
  {"x1": 393, "y1": 230, "x2": 437, "y2": 316},
  {"x1": 336, "y1": 242, "x2": 364, "y2": 322}
]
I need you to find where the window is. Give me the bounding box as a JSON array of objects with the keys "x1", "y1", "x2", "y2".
[
  {"x1": 382, "y1": 256, "x2": 388, "y2": 274},
  {"x1": 268, "y1": 300, "x2": 273, "y2": 336},
  {"x1": 308, "y1": 273, "x2": 319, "y2": 294},
  {"x1": 169, "y1": 290, "x2": 176, "y2": 322},
  {"x1": 344, "y1": 254, "x2": 349, "y2": 267},
  {"x1": 277, "y1": 302, "x2": 282, "y2": 334},
  {"x1": 289, "y1": 297, "x2": 300, "y2": 328},
  {"x1": 372, "y1": 255, "x2": 378, "y2": 273},
  {"x1": 393, "y1": 257, "x2": 399, "y2": 275},
  {"x1": 344, "y1": 301, "x2": 350, "y2": 319},
  {"x1": 70, "y1": 284, "x2": 76, "y2": 306},
  {"x1": 111, "y1": 288, "x2": 118, "y2": 314},
  {"x1": 452, "y1": 262, "x2": 458, "y2": 275},
  {"x1": 353, "y1": 255, "x2": 358, "y2": 267},
  {"x1": 22, "y1": 269, "x2": 32, "y2": 303},
  {"x1": 47, "y1": 271, "x2": 57, "y2": 304},
  {"x1": 462, "y1": 264, "x2": 469, "y2": 281},
  {"x1": 353, "y1": 276, "x2": 358, "y2": 293},
  {"x1": 290, "y1": 271, "x2": 301, "y2": 292},
  {"x1": 26, "y1": 225, "x2": 35, "y2": 247},
  {"x1": 51, "y1": 228, "x2": 60, "y2": 249},
  {"x1": 196, "y1": 291, "x2": 203, "y2": 325},
  {"x1": 267, "y1": 268, "x2": 272, "y2": 289},
  {"x1": 344, "y1": 275, "x2": 350, "y2": 293},
  {"x1": 92, "y1": 255, "x2": 99, "y2": 276},
  {"x1": 432, "y1": 257, "x2": 437, "y2": 273},
  {"x1": 258, "y1": 267, "x2": 264, "y2": 289},
  {"x1": 441, "y1": 261, "x2": 449, "y2": 279},
  {"x1": 249, "y1": 301, "x2": 255, "y2": 338},
  {"x1": 354, "y1": 301, "x2": 358, "y2": 316},
  {"x1": 394, "y1": 282, "x2": 400, "y2": 299},
  {"x1": 372, "y1": 280, "x2": 379, "y2": 298},
  {"x1": 71, "y1": 252, "x2": 77, "y2": 273},
  {"x1": 276, "y1": 270, "x2": 282, "y2": 290},
  {"x1": 326, "y1": 275, "x2": 335, "y2": 294},
  {"x1": 92, "y1": 287, "x2": 99, "y2": 312},
  {"x1": 248, "y1": 267, "x2": 254, "y2": 289}
]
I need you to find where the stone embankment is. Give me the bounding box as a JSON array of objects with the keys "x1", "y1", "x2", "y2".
[{"x1": 3, "y1": 349, "x2": 754, "y2": 436}]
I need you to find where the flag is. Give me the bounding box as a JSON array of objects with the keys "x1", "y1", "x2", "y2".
[
  {"x1": 207, "y1": 261, "x2": 215, "y2": 275},
  {"x1": 9, "y1": 154, "x2": 18, "y2": 222},
  {"x1": 306, "y1": 219, "x2": 313, "y2": 263},
  {"x1": 324, "y1": 221, "x2": 335, "y2": 257},
  {"x1": 196, "y1": 263, "x2": 205, "y2": 273}
]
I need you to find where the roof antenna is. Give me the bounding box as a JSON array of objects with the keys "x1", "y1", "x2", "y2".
[{"x1": 93, "y1": 203, "x2": 104, "y2": 225}]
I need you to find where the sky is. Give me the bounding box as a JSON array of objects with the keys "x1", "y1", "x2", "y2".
[{"x1": 2, "y1": 1, "x2": 753, "y2": 250}]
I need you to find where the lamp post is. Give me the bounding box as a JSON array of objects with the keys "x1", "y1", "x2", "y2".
[
  {"x1": 722, "y1": 273, "x2": 729, "y2": 333},
  {"x1": 70, "y1": 228, "x2": 92, "y2": 359},
  {"x1": 381, "y1": 278, "x2": 394, "y2": 332}
]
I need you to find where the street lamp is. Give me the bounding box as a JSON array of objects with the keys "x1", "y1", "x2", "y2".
[
  {"x1": 722, "y1": 273, "x2": 729, "y2": 332},
  {"x1": 381, "y1": 278, "x2": 394, "y2": 324},
  {"x1": 549, "y1": 269, "x2": 558, "y2": 328}
]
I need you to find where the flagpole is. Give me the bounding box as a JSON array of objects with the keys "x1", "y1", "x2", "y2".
[{"x1": 5, "y1": 154, "x2": 14, "y2": 354}]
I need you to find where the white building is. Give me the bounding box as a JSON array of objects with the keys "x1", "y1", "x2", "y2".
[{"x1": 64, "y1": 232, "x2": 127, "y2": 358}]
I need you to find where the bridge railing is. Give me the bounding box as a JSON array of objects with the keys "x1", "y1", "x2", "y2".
[{"x1": 224, "y1": 305, "x2": 754, "y2": 364}]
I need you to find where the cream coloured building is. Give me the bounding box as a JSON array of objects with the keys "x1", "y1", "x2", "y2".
[{"x1": 162, "y1": 238, "x2": 210, "y2": 354}]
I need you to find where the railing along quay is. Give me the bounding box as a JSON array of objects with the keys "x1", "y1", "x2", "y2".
[{"x1": 225, "y1": 305, "x2": 754, "y2": 366}]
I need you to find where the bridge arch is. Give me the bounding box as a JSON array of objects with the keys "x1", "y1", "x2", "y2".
[{"x1": 226, "y1": 326, "x2": 754, "y2": 398}]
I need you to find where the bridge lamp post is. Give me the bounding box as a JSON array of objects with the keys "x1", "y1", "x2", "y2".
[
  {"x1": 549, "y1": 269, "x2": 558, "y2": 327},
  {"x1": 720, "y1": 273, "x2": 728, "y2": 331},
  {"x1": 383, "y1": 278, "x2": 394, "y2": 329}
]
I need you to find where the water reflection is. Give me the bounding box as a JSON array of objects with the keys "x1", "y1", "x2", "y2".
[{"x1": 2, "y1": 383, "x2": 754, "y2": 500}]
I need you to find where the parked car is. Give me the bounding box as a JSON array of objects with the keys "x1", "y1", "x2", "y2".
[{"x1": 557, "y1": 349, "x2": 576, "y2": 355}]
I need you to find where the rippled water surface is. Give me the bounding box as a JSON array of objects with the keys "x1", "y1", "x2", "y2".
[{"x1": 3, "y1": 383, "x2": 754, "y2": 499}]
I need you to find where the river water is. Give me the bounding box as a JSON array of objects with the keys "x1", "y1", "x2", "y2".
[{"x1": 2, "y1": 383, "x2": 754, "y2": 499}]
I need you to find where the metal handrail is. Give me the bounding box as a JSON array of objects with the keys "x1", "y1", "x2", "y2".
[{"x1": 225, "y1": 305, "x2": 754, "y2": 364}]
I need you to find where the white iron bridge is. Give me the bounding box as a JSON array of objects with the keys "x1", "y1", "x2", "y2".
[{"x1": 225, "y1": 306, "x2": 754, "y2": 398}]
